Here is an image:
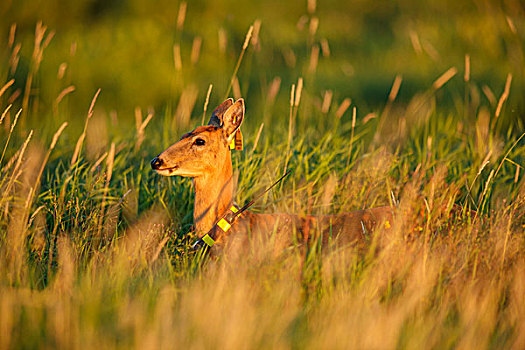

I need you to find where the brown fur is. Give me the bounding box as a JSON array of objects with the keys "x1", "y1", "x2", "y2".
[{"x1": 152, "y1": 98, "x2": 393, "y2": 254}]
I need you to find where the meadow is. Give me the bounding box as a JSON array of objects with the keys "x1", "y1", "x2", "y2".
[{"x1": 1, "y1": 0, "x2": 524, "y2": 348}]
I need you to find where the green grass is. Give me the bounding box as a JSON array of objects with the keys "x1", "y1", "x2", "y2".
[{"x1": 1, "y1": 0, "x2": 525, "y2": 349}]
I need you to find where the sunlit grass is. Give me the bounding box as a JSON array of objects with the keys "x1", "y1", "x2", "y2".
[{"x1": 1, "y1": 0, "x2": 525, "y2": 348}]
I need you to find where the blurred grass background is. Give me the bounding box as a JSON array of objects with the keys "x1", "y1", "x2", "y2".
[
  {"x1": 1, "y1": 0, "x2": 525, "y2": 349},
  {"x1": 2, "y1": 0, "x2": 524, "y2": 129}
]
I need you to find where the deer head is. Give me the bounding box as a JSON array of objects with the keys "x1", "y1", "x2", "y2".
[{"x1": 151, "y1": 98, "x2": 245, "y2": 177}]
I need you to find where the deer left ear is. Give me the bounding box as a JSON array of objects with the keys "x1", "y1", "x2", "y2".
[
  {"x1": 222, "y1": 98, "x2": 244, "y2": 142},
  {"x1": 208, "y1": 98, "x2": 234, "y2": 127}
]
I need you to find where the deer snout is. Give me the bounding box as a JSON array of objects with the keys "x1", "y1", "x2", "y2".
[{"x1": 150, "y1": 156, "x2": 164, "y2": 170}]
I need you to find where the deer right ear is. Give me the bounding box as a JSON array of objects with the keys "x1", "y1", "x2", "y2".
[
  {"x1": 208, "y1": 98, "x2": 234, "y2": 127},
  {"x1": 222, "y1": 98, "x2": 244, "y2": 142}
]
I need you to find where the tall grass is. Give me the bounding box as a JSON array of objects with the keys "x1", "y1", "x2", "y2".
[{"x1": 1, "y1": 0, "x2": 524, "y2": 348}]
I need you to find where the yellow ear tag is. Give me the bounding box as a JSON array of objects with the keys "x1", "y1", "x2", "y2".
[
  {"x1": 235, "y1": 130, "x2": 243, "y2": 151},
  {"x1": 230, "y1": 130, "x2": 243, "y2": 151}
]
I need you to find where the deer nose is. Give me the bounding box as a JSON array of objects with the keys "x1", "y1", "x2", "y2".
[{"x1": 151, "y1": 157, "x2": 164, "y2": 170}]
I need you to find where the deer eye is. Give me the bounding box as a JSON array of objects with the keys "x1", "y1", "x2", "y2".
[{"x1": 194, "y1": 138, "x2": 206, "y2": 146}]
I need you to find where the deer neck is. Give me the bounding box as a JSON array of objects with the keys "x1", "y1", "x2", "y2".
[{"x1": 193, "y1": 151, "x2": 234, "y2": 234}]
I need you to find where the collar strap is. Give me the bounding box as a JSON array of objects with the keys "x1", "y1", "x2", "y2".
[
  {"x1": 200, "y1": 233, "x2": 215, "y2": 247},
  {"x1": 193, "y1": 205, "x2": 239, "y2": 249},
  {"x1": 216, "y1": 205, "x2": 238, "y2": 233}
]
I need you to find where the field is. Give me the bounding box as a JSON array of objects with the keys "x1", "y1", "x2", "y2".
[{"x1": 1, "y1": 0, "x2": 525, "y2": 348}]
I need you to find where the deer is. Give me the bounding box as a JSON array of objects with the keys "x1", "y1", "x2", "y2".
[{"x1": 151, "y1": 98, "x2": 394, "y2": 255}]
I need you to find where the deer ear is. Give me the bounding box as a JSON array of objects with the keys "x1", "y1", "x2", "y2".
[
  {"x1": 222, "y1": 98, "x2": 244, "y2": 142},
  {"x1": 208, "y1": 98, "x2": 234, "y2": 127}
]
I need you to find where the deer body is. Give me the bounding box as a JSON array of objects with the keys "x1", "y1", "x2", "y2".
[{"x1": 151, "y1": 98, "x2": 393, "y2": 253}]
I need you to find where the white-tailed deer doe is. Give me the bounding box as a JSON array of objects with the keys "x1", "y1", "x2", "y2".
[{"x1": 151, "y1": 98, "x2": 393, "y2": 253}]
